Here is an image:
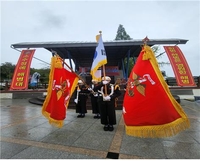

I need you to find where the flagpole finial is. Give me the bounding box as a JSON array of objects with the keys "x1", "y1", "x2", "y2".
[
  {"x1": 142, "y1": 36, "x2": 149, "y2": 45},
  {"x1": 99, "y1": 31, "x2": 102, "y2": 34}
]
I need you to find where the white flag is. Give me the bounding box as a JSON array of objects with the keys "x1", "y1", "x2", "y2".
[{"x1": 90, "y1": 34, "x2": 107, "y2": 81}]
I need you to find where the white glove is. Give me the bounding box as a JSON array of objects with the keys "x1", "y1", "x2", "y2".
[
  {"x1": 103, "y1": 96, "x2": 107, "y2": 101},
  {"x1": 74, "y1": 99, "x2": 78, "y2": 104},
  {"x1": 103, "y1": 96, "x2": 111, "y2": 101},
  {"x1": 106, "y1": 96, "x2": 111, "y2": 100},
  {"x1": 102, "y1": 80, "x2": 108, "y2": 85},
  {"x1": 88, "y1": 88, "x2": 92, "y2": 91},
  {"x1": 77, "y1": 89, "x2": 81, "y2": 92}
]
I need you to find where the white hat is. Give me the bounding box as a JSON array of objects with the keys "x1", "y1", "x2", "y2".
[
  {"x1": 78, "y1": 80, "x2": 83, "y2": 84},
  {"x1": 102, "y1": 76, "x2": 111, "y2": 81}
]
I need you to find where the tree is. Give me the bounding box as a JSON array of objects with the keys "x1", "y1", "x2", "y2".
[
  {"x1": 114, "y1": 25, "x2": 169, "y2": 77},
  {"x1": 115, "y1": 24, "x2": 132, "y2": 40},
  {"x1": 0, "y1": 62, "x2": 15, "y2": 82},
  {"x1": 114, "y1": 24, "x2": 133, "y2": 77},
  {"x1": 0, "y1": 62, "x2": 50, "y2": 89},
  {"x1": 152, "y1": 46, "x2": 170, "y2": 67},
  {"x1": 124, "y1": 57, "x2": 135, "y2": 76}
]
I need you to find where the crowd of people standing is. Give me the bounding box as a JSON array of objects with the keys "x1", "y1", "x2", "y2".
[{"x1": 73, "y1": 76, "x2": 122, "y2": 131}]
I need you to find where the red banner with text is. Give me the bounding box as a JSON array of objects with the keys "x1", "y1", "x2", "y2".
[
  {"x1": 10, "y1": 50, "x2": 35, "y2": 90},
  {"x1": 163, "y1": 46, "x2": 195, "y2": 86},
  {"x1": 105, "y1": 66, "x2": 119, "y2": 76}
]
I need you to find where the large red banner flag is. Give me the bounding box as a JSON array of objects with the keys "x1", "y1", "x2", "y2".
[
  {"x1": 123, "y1": 45, "x2": 190, "y2": 138},
  {"x1": 10, "y1": 49, "x2": 35, "y2": 90},
  {"x1": 163, "y1": 46, "x2": 195, "y2": 86},
  {"x1": 42, "y1": 56, "x2": 79, "y2": 128}
]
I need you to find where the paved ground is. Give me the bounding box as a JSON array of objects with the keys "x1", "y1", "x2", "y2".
[{"x1": 0, "y1": 98, "x2": 200, "y2": 159}]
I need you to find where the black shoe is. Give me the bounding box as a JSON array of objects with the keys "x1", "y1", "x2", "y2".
[
  {"x1": 108, "y1": 125, "x2": 114, "y2": 131},
  {"x1": 97, "y1": 114, "x2": 101, "y2": 119},
  {"x1": 77, "y1": 114, "x2": 82, "y2": 118},
  {"x1": 103, "y1": 125, "x2": 109, "y2": 131},
  {"x1": 81, "y1": 114, "x2": 85, "y2": 118},
  {"x1": 93, "y1": 114, "x2": 98, "y2": 119}
]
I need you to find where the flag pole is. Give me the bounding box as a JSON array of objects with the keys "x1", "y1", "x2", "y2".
[
  {"x1": 142, "y1": 36, "x2": 149, "y2": 45},
  {"x1": 51, "y1": 50, "x2": 88, "y2": 87},
  {"x1": 53, "y1": 51, "x2": 98, "y2": 96},
  {"x1": 102, "y1": 65, "x2": 107, "y2": 96},
  {"x1": 99, "y1": 31, "x2": 108, "y2": 96}
]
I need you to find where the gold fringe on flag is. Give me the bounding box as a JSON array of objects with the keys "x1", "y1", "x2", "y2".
[
  {"x1": 126, "y1": 118, "x2": 190, "y2": 138},
  {"x1": 125, "y1": 45, "x2": 190, "y2": 138},
  {"x1": 41, "y1": 56, "x2": 64, "y2": 128}
]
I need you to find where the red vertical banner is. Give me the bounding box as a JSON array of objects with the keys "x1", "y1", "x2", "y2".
[
  {"x1": 163, "y1": 46, "x2": 195, "y2": 86},
  {"x1": 10, "y1": 49, "x2": 35, "y2": 90}
]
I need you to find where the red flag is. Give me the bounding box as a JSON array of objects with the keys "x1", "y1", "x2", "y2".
[
  {"x1": 42, "y1": 56, "x2": 78, "y2": 128},
  {"x1": 123, "y1": 45, "x2": 190, "y2": 138}
]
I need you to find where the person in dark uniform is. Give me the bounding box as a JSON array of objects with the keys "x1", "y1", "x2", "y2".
[
  {"x1": 113, "y1": 78, "x2": 121, "y2": 108},
  {"x1": 97, "y1": 76, "x2": 121, "y2": 131},
  {"x1": 89, "y1": 79, "x2": 101, "y2": 119},
  {"x1": 74, "y1": 80, "x2": 90, "y2": 118}
]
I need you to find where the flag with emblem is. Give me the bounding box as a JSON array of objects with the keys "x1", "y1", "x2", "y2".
[
  {"x1": 42, "y1": 55, "x2": 79, "y2": 128},
  {"x1": 123, "y1": 44, "x2": 190, "y2": 138},
  {"x1": 90, "y1": 33, "x2": 107, "y2": 81}
]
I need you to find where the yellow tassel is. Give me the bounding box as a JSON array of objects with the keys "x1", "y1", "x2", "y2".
[
  {"x1": 125, "y1": 118, "x2": 190, "y2": 138},
  {"x1": 41, "y1": 55, "x2": 63, "y2": 128},
  {"x1": 41, "y1": 56, "x2": 56, "y2": 116},
  {"x1": 55, "y1": 57, "x2": 63, "y2": 69},
  {"x1": 142, "y1": 45, "x2": 152, "y2": 60},
  {"x1": 96, "y1": 34, "x2": 100, "y2": 42},
  {"x1": 49, "y1": 118, "x2": 63, "y2": 128}
]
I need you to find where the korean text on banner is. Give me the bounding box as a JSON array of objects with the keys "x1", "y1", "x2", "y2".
[
  {"x1": 163, "y1": 46, "x2": 195, "y2": 86},
  {"x1": 10, "y1": 49, "x2": 35, "y2": 90}
]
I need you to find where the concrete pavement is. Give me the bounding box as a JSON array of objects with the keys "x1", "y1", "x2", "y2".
[{"x1": 0, "y1": 98, "x2": 200, "y2": 159}]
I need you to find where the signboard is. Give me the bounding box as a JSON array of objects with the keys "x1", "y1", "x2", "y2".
[
  {"x1": 79, "y1": 66, "x2": 119, "y2": 76},
  {"x1": 105, "y1": 66, "x2": 119, "y2": 76},
  {"x1": 163, "y1": 46, "x2": 195, "y2": 86},
  {"x1": 10, "y1": 49, "x2": 35, "y2": 90}
]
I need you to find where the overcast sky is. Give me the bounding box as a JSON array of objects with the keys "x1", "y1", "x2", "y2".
[{"x1": 1, "y1": 0, "x2": 200, "y2": 77}]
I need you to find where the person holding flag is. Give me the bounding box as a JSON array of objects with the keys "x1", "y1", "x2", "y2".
[
  {"x1": 89, "y1": 79, "x2": 101, "y2": 119},
  {"x1": 96, "y1": 76, "x2": 121, "y2": 131},
  {"x1": 90, "y1": 31, "x2": 121, "y2": 131},
  {"x1": 123, "y1": 39, "x2": 190, "y2": 138},
  {"x1": 74, "y1": 80, "x2": 90, "y2": 118}
]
